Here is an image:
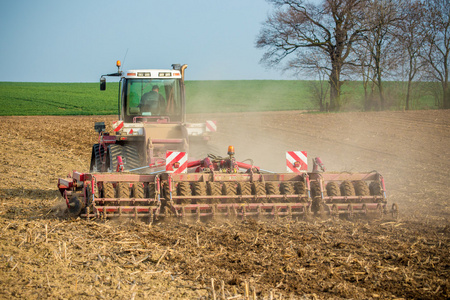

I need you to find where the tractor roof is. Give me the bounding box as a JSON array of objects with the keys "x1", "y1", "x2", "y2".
[{"x1": 123, "y1": 69, "x2": 182, "y2": 79}]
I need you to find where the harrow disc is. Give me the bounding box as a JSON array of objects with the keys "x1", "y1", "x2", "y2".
[
  {"x1": 391, "y1": 203, "x2": 399, "y2": 219},
  {"x1": 346, "y1": 204, "x2": 354, "y2": 220},
  {"x1": 68, "y1": 195, "x2": 84, "y2": 216}
]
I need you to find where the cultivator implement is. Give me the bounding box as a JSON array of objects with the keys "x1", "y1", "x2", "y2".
[{"x1": 58, "y1": 147, "x2": 398, "y2": 221}]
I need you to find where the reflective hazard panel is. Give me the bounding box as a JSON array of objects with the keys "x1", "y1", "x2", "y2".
[
  {"x1": 166, "y1": 151, "x2": 188, "y2": 174},
  {"x1": 286, "y1": 151, "x2": 308, "y2": 173},
  {"x1": 205, "y1": 120, "x2": 217, "y2": 132},
  {"x1": 112, "y1": 121, "x2": 124, "y2": 132}
]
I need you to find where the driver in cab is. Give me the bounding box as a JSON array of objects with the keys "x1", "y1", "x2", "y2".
[{"x1": 139, "y1": 85, "x2": 165, "y2": 115}]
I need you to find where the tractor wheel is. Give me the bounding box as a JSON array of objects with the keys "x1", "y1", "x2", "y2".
[
  {"x1": 353, "y1": 181, "x2": 370, "y2": 197},
  {"x1": 123, "y1": 144, "x2": 143, "y2": 170},
  {"x1": 192, "y1": 182, "x2": 207, "y2": 204},
  {"x1": 108, "y1": 144, "x2": 143, "y2": 172},
  {"x1": 90, "y1": 144, "x2": 106, "y2": 172},
  {"x1": 207, "y1": 182, "x2": 221, "y2": 204},
  {"x1": 177, "y1": 181, "x2": 192, "y2": 205},
  {"x1": 340, "y1": 181, "x2": 355, "y2": 197},
  {"x1": 108, "y1": 144, "x2": 123, "y2": 172}
]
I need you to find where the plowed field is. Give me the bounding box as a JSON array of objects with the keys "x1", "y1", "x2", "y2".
[{"x1": 0, "y1": 110, "x2": 449, "y2": 299}]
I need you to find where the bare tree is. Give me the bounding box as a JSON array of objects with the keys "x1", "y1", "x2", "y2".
[
  {"x1": 256, "y1": 0, "x2": 368, "y2": 111},
  {"x1": 348, "y1": 36, "x2": 377, "y2": 110},
  {"x1": 359, "y1": 0, "x2": 401, "y2": 110},
  {"x1": 287, "y1": 48, "x2": 330, "y2": 111},
  {"x1": 422, "y1": 0, "x2": 450, "y2": 109},
  {"x1": 394, "y1": 0, "x2": 427, "y2": 110}
]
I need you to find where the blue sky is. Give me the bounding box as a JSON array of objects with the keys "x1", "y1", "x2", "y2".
[{"x1": 0, "y1": 0, "x2": 291, "y2": 82}]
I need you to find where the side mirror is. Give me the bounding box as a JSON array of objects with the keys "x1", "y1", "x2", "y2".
[{"x1": 100, "y1": 77, "x2": 106, "y2": 90}]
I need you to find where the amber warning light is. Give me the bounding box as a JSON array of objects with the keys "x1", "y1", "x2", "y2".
[
  {"x1": 116, "y1": 60, "x2": 121, "y2": 68},
  {"x1": 227, "y1": 145, "x2": 235, "y2": 156}
]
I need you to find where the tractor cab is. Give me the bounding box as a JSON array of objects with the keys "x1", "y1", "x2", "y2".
[
  {"x1": 120, "y1": 70, "x2": 185, "y2": 123},
  {"x1": 101, "y1": 62, "x2": 187, "y2": 124}
]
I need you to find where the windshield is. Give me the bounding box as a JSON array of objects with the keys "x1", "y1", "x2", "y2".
[{"x1": 123, "y1": 78, "x2": 182, "y2": 122}]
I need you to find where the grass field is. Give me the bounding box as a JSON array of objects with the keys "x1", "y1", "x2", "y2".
[{"x1": 0, "y1": 80, "x2": 440, "y2": 116}]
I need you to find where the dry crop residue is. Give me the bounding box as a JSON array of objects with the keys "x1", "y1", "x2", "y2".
[{"x1": 0, "y1": 111, "x2": 449, "y2": 299}]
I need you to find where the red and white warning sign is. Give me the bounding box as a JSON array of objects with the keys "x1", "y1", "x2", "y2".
[
  {"x1": 286, "y1": 151, "x2": 308, "y2": 173},
  {"x1": 166, "y1": 151, "x2": 188, "y2": 173},
  {"x1": 205, "y1": 120, "x2": 217, "y2": 132},
  {"x1": 112, "y1": 120, "x2": 124, "y2": 132}
]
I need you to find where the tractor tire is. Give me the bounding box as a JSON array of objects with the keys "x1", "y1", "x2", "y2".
[
  {"x1": 90, "y1": 144, "x2": 106, "y2": 172},
  {"x1": 123, "y1": 144, "x2": 143, "y2": 170},
  {"x1": 108, "y1": 144, "x2": 143, "y2": 172}
]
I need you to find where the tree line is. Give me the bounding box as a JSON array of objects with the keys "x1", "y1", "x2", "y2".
[{"x1": 256, "y1": 0, "x2": 449, "y2": 111}]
